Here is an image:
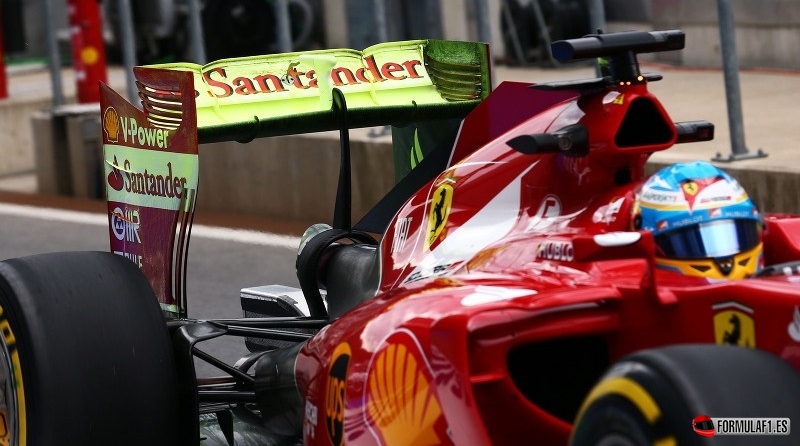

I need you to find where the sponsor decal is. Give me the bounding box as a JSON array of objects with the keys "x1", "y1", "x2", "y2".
[
  {"x1": 681, "y1": 177, "x2": 720, "y2": 210},
  {"x1": 700, "y1": 195, "x2": 732, "y2": 204},
  {"x1": 602, "y1": 91, "x2": 624, "y2": 105},
  {"x1": 106, "y1": 156, "x2": 187, "y2": 199},
  {"x1": 592, "y1": 197, "x2": 625, "y2": 224},
  {"x1": 682, "y1": 181, "x2": 699, "y2": 196},
  {"x1": 117, "y1": 115, "x2": 171, "y2": 149},
  {"x1": 326, "y1": 343, "x2": 351, "y2": 446},
  {"x1": 110, "y1": 206, "x2": 142, "y2": 244},
  {"x1": 112, "y1": 249, "x2": 143, "y2": 268},
  {"x1": 104, "y1": 146, "x2": 197, "y2": 211},
  {"x1": 103, "y1": 106, "x2": 120, "y2": 143},
  {"x1": 402, "y1": 261, "x2": 461, "y2": 284},
  {"x1": 202, "y1": 55, "x2": 424, "y2": 98},
  {"x1": 640, "y1": 190, "x2": 677, "y2": 204},
  {"x1": 366, "y1": 330, "x2": 444, "y2": 445},
  {"x1": 426, "y1": 179, "x2": 454, "y2": 249},
  {"x1": 671, "y1": 214, "x2": 705, "y2": 229},
  {"x1": 391, "y1": 217, "x2": 412, "y2": 254},
  {"x1": 304, "y1": 401, "x2": 319, "y2": 440},
  {"x1": 107, "y1": 157, "x2": 125, "y2": 192},
  {"x1": 527, "y1": 194, "x2": 561, "y2": 231},
  {"x1": 110, "y1": 206, "x2": 143, "y2": 267},
  {"x1": 536, "y1": 240, "x2": 574, "y2": 262},
  {"x1": 712, "y1": 301, "x2": 755, "y2": 347}
]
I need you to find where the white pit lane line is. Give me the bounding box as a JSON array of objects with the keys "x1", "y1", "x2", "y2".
[{"x1": 0, "y1": 203, "x2": 301, "y2": 250}]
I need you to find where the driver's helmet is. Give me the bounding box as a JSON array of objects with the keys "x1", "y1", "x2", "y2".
[{"x1": 633, "y1": 161, "x2": 763, "y2": 279}]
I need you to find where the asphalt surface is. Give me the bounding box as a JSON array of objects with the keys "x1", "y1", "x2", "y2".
[{"x1": 0, "y1": 196, "x2": 301, "y2": 377}]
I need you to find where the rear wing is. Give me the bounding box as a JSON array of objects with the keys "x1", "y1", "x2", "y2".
[
  {"x1": 100, "y1": 39, "x2": 490, "y2": 318},
  {"x1": 138, "y1": 39, "x2": 490, "y2": 143}
]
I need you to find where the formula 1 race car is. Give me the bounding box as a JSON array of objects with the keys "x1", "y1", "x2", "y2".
[{"x1": 2, "y1": 30, "x2": 800, "y2": 445}]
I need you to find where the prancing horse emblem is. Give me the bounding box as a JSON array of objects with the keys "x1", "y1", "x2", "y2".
[
  {"x1": 712, "y1": 302, "x2": 755, "y2": 348},
  {"x1": 426, "y1": 181, "x2": 453, "y2": 249}
]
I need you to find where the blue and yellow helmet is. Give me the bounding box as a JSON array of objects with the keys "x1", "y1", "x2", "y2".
[{"x1": 634, "y1": 161, "x2": 762, "y2": 279}]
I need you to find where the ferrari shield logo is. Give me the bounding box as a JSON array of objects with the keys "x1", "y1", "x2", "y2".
[
  {"x1": 426, "y1": 182, "x2": 453, "y2": 249},
  {"x1": 713, "y1": 302, "x2": 755, "y2": 347},
  {"x1": 682, "y1": 181, "x2": 699, "y2": 196}
]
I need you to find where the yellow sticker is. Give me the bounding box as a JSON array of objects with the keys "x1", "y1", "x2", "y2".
[
  {"x1": 714, "y1": 305, "x2": 756, "y2": 347},
  {"x1": 426, "y1": 182, "x2": 453, "y2": 248}
]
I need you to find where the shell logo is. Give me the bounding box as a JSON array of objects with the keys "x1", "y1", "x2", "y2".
[
  {"x1": 103, "y1": 107, "x2": 120, "y2": 143},
  {"x1": 366, "y1": 330, "x2": 445, "y2": 445}
]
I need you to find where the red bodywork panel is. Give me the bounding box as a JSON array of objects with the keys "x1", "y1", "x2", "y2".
[{"x1": 295, "y1": 79, "x2": 800, "y2": 445}]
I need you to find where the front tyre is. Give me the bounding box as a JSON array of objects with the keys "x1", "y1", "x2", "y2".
[
  {"x1": 0, "y1": 251, "x2": 183, "y2": 445},
  {"x1": 571, "y1": 344, "x2": 800, "y2": 446}
]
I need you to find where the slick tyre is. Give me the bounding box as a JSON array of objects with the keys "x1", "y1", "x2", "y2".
[
  {"x1": 571, "y1": 344, "x2": 800, "y2": 446},
  {"x1": 0, "y1": 251, "x2": 182, "y2": 445}
]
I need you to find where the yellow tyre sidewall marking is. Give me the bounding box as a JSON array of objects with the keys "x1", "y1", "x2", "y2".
[
  {"x1": 0, "y1": 304, "x2": 25, "y2": 446},
  {"x1": 574, "y1": 376, "x2": 676, "y2": 446}
]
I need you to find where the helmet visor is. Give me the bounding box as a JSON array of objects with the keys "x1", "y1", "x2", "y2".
[
  {"x1": 694, "y1": 420, "x2": 715, "y2": 431},
  {"x1": 655, "y1": 219, "x2": 760, "y2": 259}
]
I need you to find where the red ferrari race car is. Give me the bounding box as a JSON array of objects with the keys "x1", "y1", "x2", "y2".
[{"x1": 1, "y1": 30, "x2": 800, "y2": 445}]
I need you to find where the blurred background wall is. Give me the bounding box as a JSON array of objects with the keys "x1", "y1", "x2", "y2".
[{"x1": 6, "y1": 0, "x2": 800, "y2": 70}]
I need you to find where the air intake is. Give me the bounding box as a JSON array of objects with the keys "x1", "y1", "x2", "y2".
[{"x1": 615, "y1": 97, "x2": 674, "y2": 148}]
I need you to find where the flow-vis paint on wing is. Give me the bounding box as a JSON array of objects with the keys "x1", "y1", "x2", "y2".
[{"x1": 139, "y1": 40, "x2": 491, "y2": 143}]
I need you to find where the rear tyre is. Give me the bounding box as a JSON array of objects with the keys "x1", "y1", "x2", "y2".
[
  {"x1": 571, "y1": 344, "x2": 800, "y2": 445},
  {"x1": 0, "y1": 251, "x2": 183, "y2": 445}
]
